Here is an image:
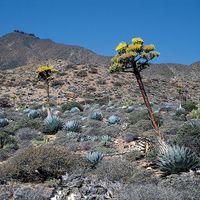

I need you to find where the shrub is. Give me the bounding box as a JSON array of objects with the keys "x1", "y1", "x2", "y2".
[
  {"x1": 0, "y1": 131, "x2": 18, "y2": 150},
  {"x1": 128, "y1": 168, "x2": 158, "y2": 185},
  {"x1": 92, "y1": 144, "x2": 116, "y2": 154},
  {"x1": 157, "y1": 144, "x2": 198, "y2": 174},
  {"x1": 116, "y1": 183, "x2": 185, "y2": 200},
  {"x1": 129, "y1": 110, "x2": 163, "y2": 128},
  {"x1": 4, "y1": 117, "x2": 43, "y2": 134},
  {"x1": 125, "y1": 150, "x2": 144, "y2": 161},
  {"x1": 188, "y1": 108, "x2": 200, "y2": 119},
  {"x1": 129, "y1": 110, "x2": 149, "y2": 125},
  {"x1": 0, "y1": 145, "x2": 81, "y2": 182},
  {"x1": 158, "y1": 173, "x2": 200, "y2": 199},
  {"x1": 182, "y1": 100, "x2": 198, "y2": 113},
  {"x1": 61, "y1": 101, "x2": 83, "y2": 112},
  {"x1": 174, "y1": 121, "x2": 200, "y2": 155},
  {"x1": 134, "y1": 119, "x2": 153, "y2": 131},
  {"x1": 95, "y1": 159, "x2": 135, "y2": 182}
]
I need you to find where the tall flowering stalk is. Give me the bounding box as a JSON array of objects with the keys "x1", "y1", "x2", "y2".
[
  {"x1": 110, "y1": 37, "x2": 164, "y2": 142},
  {"x1": 36, "y1": 65, "x2": 58, "y2": 107}
]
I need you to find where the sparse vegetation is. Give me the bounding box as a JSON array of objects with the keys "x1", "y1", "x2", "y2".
[
  {"x1": 173, "y1": 121, "x2": 200, "y2": 155},
  {"x1": 61, "y1": 101, "x2": 83, "y2": 112},
  {"x1": 181, "y1": 100, "x2": 198, "y2": 113},
  {"x1": 0, "y1": 145, "x2": 81, "y2": 182},
  {"x1": 0, "y1": 131, "x2": 18, "y2": 150}
]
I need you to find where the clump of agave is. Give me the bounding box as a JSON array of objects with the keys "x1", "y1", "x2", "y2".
[
  {"x1": 108, "y1": 115, "x2": 121, "y2": 124},
  {"x1": 44, "y1": 115, "x2": 62, "y2": 134},
  {"x1": 64, "y1": 120, "x2": 81, "y2": 132},
  {"x1": 0, "y1": 118, "x2": 9, "y2": 127},
  {"x1": 157, "y1": 144, "x2": 198, "y2": 174},
  {"x1": 70, "y1": 107, "x2": 80, "y2": 113},
  {"x1": 86, "y1": 151, "x2": 102, "y2": 164},
  {"x1": 89, "y1": 111, "x2": 103, "y2": 121},
  {"x1": 28, "y1": 109, "x2": 40, "y2": 119}
]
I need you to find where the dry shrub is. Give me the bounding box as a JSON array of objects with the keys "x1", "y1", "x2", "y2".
[{"x1": 0, "y1": 145, "x2": 82, "y2": 182}]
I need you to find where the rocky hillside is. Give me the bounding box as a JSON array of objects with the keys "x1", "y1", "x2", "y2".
[
  {"x1": 0, "y1": 31, "x2": 199, "y2": 107},
  {"x1": 0, "y1": 31, "x2": 110, "y2": 69}
]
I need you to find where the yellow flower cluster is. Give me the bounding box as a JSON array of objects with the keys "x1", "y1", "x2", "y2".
[
  {"x1": 36, "y1": 65, "x2": 58, "y2": 73},
  {"x1": 126, "y1": 44, "x2": 142, "y2": 52},
  {"x1": 116, "y1": 42, "x2": 127, "y2": 52},
  {"x1": 117, "y1": 52, "x2": 137, "y2": 62},
  {"x1": 143, "y1": 44, "x2": 155, "y2": 53},
  {"x1": 132, "y1": 37, "x2": 143, "y2": 44}
]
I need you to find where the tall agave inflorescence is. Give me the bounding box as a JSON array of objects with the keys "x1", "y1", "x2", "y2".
[
  {"x1": 110, "y1": 37, "x2": 163, "y2": 143},
  {"x1": 36, "y1": 65, "x2": 58, "y2": 106}
]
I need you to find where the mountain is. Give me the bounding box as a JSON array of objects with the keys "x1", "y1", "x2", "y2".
[
  {"x1": 0, "y1": 31, "x2": 199, "y2": 106},
  {"x1": 0, "y1": 31, "x2": 110, "y2": 70}
]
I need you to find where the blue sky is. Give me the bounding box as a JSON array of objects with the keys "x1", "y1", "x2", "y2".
[{"x1": 0, "y1": 0, "x2": 199, "y2": 64}]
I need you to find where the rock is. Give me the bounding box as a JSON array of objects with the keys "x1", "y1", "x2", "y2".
[
  {"x1": 123, "y1": 133, "x2": 139, "y2": 143},
  {"x1": 13, "y1": 185, "x2": 52, "y2": 200}
]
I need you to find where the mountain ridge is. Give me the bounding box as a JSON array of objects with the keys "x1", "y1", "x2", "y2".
[{"x1": 0, "y1": 31, "x2": 110, "y2": 70}]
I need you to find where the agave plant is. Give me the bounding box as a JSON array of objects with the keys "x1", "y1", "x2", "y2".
[
  {"x1": 89, "y1": 111, "x2": 103, "y2": 121},
  {"x1": 0, "y1": 118, "x2": 9, "y2": 127},
  {"x1": 101, "y1": 135, "x2": 112, "y2": 142},
  {"x1": 108, "y1": 115, "x2": 121, "y2": 124},
  {"x1": 157, "y1": 144, "x2": 198, "y2": 174},
  {"x1": 86, "y1": 151, "x2": 102, "y2": 164},
  {"x1": 70, "y1": 107, "x2": 80, "y2": 113},
  {"x1": 28, "y1": 109, "x2": 40, "y2": 119},
  {"x1": 64, "y1": 120, "x2": 81, "y2": 132},
  {"x1": 44, "y1": 115, "x2": 62, "y2": 134}
]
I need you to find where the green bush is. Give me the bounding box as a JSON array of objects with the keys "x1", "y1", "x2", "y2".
[
  {"x1": 173, "y1": 121, "x2": 200, "y2": 155},
  {"x1": 125, "y1": 150, "x2": 144, "y2": 162},
  {"x1": 188, "y1": 108, "x2": 200, "y2": 119},
  {"x1": 0, "y1": 131, "x2": 18, "y2": 150},
  {"x1": 95, "y1": 159, "x2": 135, "y2": 182},
  {"x1": 61, "y1": 101, "x2": 83, "y2": 112},
  {"x1": 128, "y1": 110, "x2": 162, "y2": 126},
  {"x1": 129, "y1": 168, "x2": 158, "y2": 184},
  {"x1": 4, "y1": 117, "x2": 43, "y2": 133},
  {"x1": 0, "y1": 145, "x2": 81, "y2": 182},
  {"x1": 128, "y1": 110, "x2": 149, "y2": 124},
  {"x1": 182, "y1": 100, "x2": 198, "y2": 113},
  {"x1": 134, "y1": 119, "x2": 153, "y2": 131}
]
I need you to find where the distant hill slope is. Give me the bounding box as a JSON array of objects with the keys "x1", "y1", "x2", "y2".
[
  {"x1": 0, "y1": 32, "x2": 110, "y2": 69},
  {"x1": 0, "y1": 31, "x2": 199, "y2": 82}
]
